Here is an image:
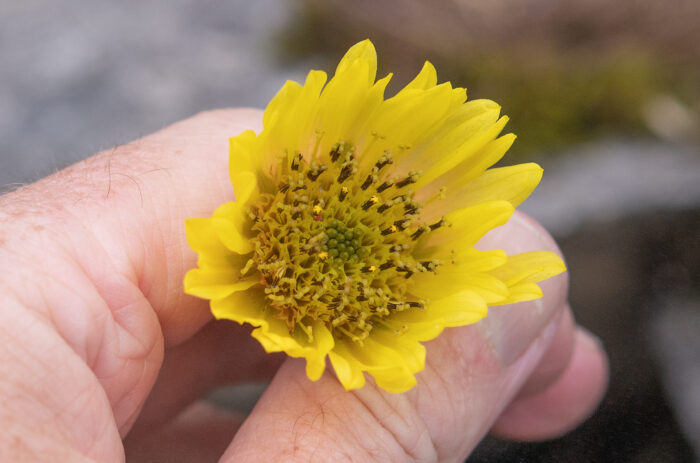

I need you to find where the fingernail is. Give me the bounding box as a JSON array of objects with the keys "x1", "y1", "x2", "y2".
[
  {"x1": 475, "y1": 212, "x2": 568, "y2": 365},
  {"x1": 479, "y1": 276, "x2": 566, "y2": 365}
]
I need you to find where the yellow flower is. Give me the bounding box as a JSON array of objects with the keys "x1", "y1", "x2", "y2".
[{"x1": 184, "y1": 40, "x2": 566, "y2": 393}]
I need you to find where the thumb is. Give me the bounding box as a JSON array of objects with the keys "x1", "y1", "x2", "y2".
[{"x1": 219, "y1": 213, "x2": 576, "y2": 462}]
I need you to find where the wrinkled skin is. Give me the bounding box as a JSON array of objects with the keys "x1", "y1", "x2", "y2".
[{"x1": 0, "y1": 109, "x2": 608, "y2": 462}]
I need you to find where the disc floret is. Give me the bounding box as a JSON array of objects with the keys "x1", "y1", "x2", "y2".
[{"x1": 247, "y1": 142, "x2": 440, "y2": 343}]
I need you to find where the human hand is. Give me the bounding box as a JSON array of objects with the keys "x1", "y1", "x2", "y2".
[{"x1": 0, "y1": 109, "x2": 607, "y2": 462}]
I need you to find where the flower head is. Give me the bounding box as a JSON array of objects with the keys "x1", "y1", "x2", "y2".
[{"x1": 184, "y1": 40, "x2": 566, "y2": 393}]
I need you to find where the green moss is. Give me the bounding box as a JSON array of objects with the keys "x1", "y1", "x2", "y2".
[{"x1": 280, "y1": 4, "x2": 699, "y2": 157}]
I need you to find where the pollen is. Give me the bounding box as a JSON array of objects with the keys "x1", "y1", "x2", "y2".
[{"x1": 247, "y1": 141, "x2": 441, "y2": 343}]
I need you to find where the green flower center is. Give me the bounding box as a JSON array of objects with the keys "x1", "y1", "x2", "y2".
[{"x1": 248, "y1": 142, "x2": 442, "y2": 343}]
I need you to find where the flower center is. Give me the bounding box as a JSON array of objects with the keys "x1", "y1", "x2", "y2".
[{"x1": 247, "y1": 142, "x2": 442, "y2": 343}]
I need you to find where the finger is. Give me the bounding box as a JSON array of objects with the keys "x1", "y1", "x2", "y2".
[
  {"x1": 491, "y1": 327, "x2": 609, "y2": 441},
  {"x1": 124, "y1": 401, "x2": 244, "y2": 463},
  {"x1": 88, "y1": 108, "x2": 266, "y2": 345},
  {"x1": 218, "y1": 212, "x2": 591, "y2": 462},
  {"x1": 130, "y1": 320, "x2": 283, "y2": 434},
  {"x1": 2, "y1": 109, "x2": 268, "y2": 435},
  {"x1": 513, "y1": 304, "x2": 576, "y2": 399}
]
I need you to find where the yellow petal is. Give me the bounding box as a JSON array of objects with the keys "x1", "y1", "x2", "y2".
[
  {"x1": 425, "y1": 99, "x2": 501, "y2": 146},
  {"x1": 418, "y1": 200, "x2": 514, "y2": 251},
  {"x1": 369, "y1": 83, "x2": 463, "y2": 158},
  {"x1": 451, "y1": 162, "x2": 542, "y2": 208},
  {"x1": 372, "y1": 369, "x2": 418, "y2": 394},
  {"x1": 184, "y1": 268, "x2": 259, "y2": 300},
  {"x1": 396, "y1": 61, "x2": 437, "y2": 95},
  {"x1": 345, "y1": 73, "x2": 392, "y2": 145},
  {"x1": 229, "y1": 129, "x2": 258, "y2": 181},
  {"x1": 230, "y1": 170, "x2": 257, "y2": 205},
  {"x1": 492, "y1": 251, "x2": 566, "y2": 285},
  {"x1": 369, "y1": 328, "x2": 426, "y2": 373},
  {"x1": 423, "y1": 161, "x2": 542, "y2": 220},
  {"x1": 490, "y1": 251, "x2": 567, "y2": 305},
  {"x1": 410, "y1": 270, "x2": 509, "y2": 303},
  {"x1": 416, "y1": 247, "x2": 507, "y2": 272},
  {"x1": 212, "y1": 289, "x2": 334, "y2": 381},
  {"x1": 335, "y1": 39, "x2": 377, "y2": 85},
  {"x1": 260, "y1": 71, "x2": 327, "y2": 165},
  {"x1": 494, "y1": 283, "x2": 544, "y2": 305},
  {"x1": 340, "y1": 337, "x2": 419, "y2": 393},
  {"x1": 329, "y1": 343, "x2": 366, "y2": 390},
  {"x1": 450, "y1": 133, "x2": 517, "y2": 183},
  {"x1": 211, "y1": 201, "x2": 255, "y2": 255},
  {"x1": 316, "y1": 58, "x2": 377, "y2": 156},
  {"x1": 392, "y1": 290, "x2": 488, "y2": 328},
  {"x1": 262, "y1": 79, "x2": 302, "y2": 132},
  {"x1": 211, "y1": 286, "x2": 268, "y2": 323},
  {"x1": 185, "y1": 217, "x2": 231, "y2": 257},
  {"x1": 414, "y1": 115, "x2": 509, "y2": 189},
  {"x1": 303, "y1": 323, "x2": 335, "y2": 381},
  {"x1": 288, "y1": 70, "x2": 328, "y2": 157}
]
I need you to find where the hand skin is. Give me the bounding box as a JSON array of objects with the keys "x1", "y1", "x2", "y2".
[{"x1": 0, "y1": 109, "x2": 608, "y2": 462}]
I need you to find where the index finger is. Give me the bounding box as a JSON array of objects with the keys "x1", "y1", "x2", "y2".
[
  {"x1": 0, "y1": 109, "x2": 267, "y2": 437},
  {"x1": 6, "y1": 108, "x2": 264, "y2": 346}
]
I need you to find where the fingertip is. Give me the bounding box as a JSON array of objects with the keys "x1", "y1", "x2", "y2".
[
  {"x1": 491, "y1": 327, "x2": 609, "y2": 441},
  {"x1": 515, "y1": 306, "x2": 576, "y2": 398}
]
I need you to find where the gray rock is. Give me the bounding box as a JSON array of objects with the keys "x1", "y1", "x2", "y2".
[
  {"x1": 0, "y1": 0, "x2": 302, "y2": 189},
  {"x1": 522, "y1": 140, "x2": 700, "y2": 237},
  {"x1": 650, "y1": 299, "x2": 700, "y2": 459}
]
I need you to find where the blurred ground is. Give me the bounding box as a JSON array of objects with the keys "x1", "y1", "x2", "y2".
[
  {"x1": 1, "y1": 1, "x2": 699, "y2": 461},
  {"x1": 0, "y1": 0, "x2": 304, "y2": 189}
]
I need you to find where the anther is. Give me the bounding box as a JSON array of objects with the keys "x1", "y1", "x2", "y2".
[
  {"x1": 307, "y1": 165, "x2": 327, "y2": 181},
  {"x1": 318, "y1": 251, "x2": 328, "y2": 260},
  {"x1": 361, "y1": 265, "x2": 376, "y2": 273},
  {"x1": 381, "y1": 224, "x2": 398, "y2": 235},
  {"x1": 330, "y1": 146, "x2": 342, "y2": 162},
  {"x1": 362, "y1": 196, "x2": 379, "y2": 211},
  {"x1": 376, "y1": 180, "x2": 394, "y2": 193},
  {"x1": 291, "y1": 153, "x2": 303, "y2": 171},
  {"x1": 337, "y1": 164, "x2": 354, "y2": 183},
  {"x1": 379, "y1": 261, "x2": 394, "y2": 270},
  {"x1": 279, "y1": 183, "x2": 290, "y2": 193},
  {"x1": 395, "y1": 172, "x2": 419, "y2": 188},
  {"x1": 292, "y1": 185, "x2": 307, "y2": 192},
  {"x1": 420, "y1": 261, "x2": 438, "y2": 271},
  {"x1": 411, "y1": 226, "x2": 428, "y2": 240},
  {"x1": 394, "y1": 219, "x2": 409, "y2": 231},
  {"x1": 338, "y1": 186, "x2": 348, "y2": 201},
  {"x1": 407, "y1": 301, "x2": 424, "y2": 309},
  {"x1": 377, "y1": 203, "x2": 392, "y2": 213},
  {"x1": 429, "y1": 217, "x2": 446, "y2": 230},
  {"x1": 361, "y1": 175, "x2": 375, "y2": 190},
  {"x1": 374, "y1": 151, "x2": 394, "y2": 170}
]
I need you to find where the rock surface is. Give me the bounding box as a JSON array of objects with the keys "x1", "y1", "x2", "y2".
[{"x1": 0, "y1": 0, "x2": 301, "y2": 189}]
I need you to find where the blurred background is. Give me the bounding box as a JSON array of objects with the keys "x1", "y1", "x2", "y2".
[{"x1": 1, "y1": 1, "x2": 699, "y2": 461}]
